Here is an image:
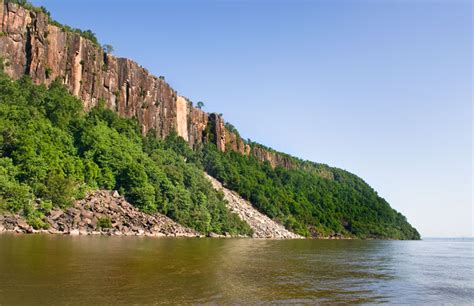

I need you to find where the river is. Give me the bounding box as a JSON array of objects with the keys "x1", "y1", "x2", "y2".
[{"x1": 0, "y1": 235, "x2": 472, "y2": 304}]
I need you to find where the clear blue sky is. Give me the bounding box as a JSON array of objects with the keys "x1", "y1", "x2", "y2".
[{"x1": 31, "y1": 0, "x2": 472, "y2": 238}]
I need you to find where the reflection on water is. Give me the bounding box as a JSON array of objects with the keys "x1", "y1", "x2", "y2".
[{"x1": 0, "y1": 235, "x2": 472, "y2": 304}]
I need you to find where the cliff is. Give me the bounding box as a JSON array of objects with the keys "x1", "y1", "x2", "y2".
[
  {"x1": 0, "y1": 1, "x2": 294, "y2": 169},
  {"x1": 0, "y1": 1, "x2": 421, "y2": 240}
]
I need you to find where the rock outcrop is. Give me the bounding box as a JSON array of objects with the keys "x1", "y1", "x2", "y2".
[
  {"x1": 0, "y1": 0, "x2": 295, "y2": 169},
  {"x1": 0, "y1": 190, "x2": 199, "y2": 237},
  {"x1": 205, "y1": 173, "x2": 303, "y2": 239}
]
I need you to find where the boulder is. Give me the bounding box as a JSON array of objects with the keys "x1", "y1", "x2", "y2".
[
  {"x1": 69, "y1": 229, "x2": 80, "y2": 236},
  {"x1": 49, "y1": 209, "x2": 63, "y2": 220},
  {"x1": 17, "y1": 219, "x2": 29, "y2": 230},
  {"x1": 79, "y1": 230, "x2": 89, "y2": 236},
  {"x1": 0, "y1": 190, "x2": 198, "y2": 238},
  {"x1": 81, "y1": 210, "x2": 93, "y2": 219}
]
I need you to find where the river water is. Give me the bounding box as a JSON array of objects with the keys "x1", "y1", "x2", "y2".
[{"x1": 0, "y1": 235, "x2": 472, "y2": 304}]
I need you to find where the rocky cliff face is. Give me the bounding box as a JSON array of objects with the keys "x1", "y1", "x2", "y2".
[{"x1": 0, "y1": 1, "x2": 294, "y2": 168}]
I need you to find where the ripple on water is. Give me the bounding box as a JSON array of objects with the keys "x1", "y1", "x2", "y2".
[{"x1": 0, "y1": 235, "x2": 472, "y2": 304}]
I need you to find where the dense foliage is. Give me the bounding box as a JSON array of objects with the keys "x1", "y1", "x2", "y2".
[
  {"x1": 200, "y1": 144, "x2": 420, "y2": 240},
  {"x1": 0, "y1": 72, "x2": 252, "y2": 235},
  {"x1": 0, "y1": 69, "x2": 419, "y2": 239}
]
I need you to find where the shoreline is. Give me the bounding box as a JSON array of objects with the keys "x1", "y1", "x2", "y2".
[
  {"x1": 0, "y1": 190, "x2": 356, "y2": 240},
  {"x1": 0, "y1": 229, "x2": 355, "y2": 240},
  {"x1": 0, "y1": 222, "x2": 356, "y2": 240},
  {"x1": 0, "y1": 190, "x2": 202, "y2": 238},
  {"x1": 0, "y1": 190, "x2": 303, "y2": 240}
]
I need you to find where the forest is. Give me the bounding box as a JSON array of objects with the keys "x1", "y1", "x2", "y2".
[
  {"x1": 0, "y1": 65, "x2": 419, "y2": 239},
  {"x1": 0, "y1": 71, "x2": 252, "y2": 236},
  {"x1": 201, "y1": 143, "x2": 420, "y2": 239}
]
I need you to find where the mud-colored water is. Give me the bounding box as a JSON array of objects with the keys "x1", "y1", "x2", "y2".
[{"x1": 0, "y1": 235, "x2": 472, "y2": 304}]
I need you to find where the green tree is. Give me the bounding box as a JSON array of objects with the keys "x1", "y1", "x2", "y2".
[
  {"x1": 196, "y1": 101, "x2": 205, "y2": 109},
  {"x1": 102, "y1": 44, "x2": 114, "y2": 54}
]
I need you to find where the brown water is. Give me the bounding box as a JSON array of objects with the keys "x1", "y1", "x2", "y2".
[{"x1": 0, "y1": 234, "x2": 472, "y2": 304}]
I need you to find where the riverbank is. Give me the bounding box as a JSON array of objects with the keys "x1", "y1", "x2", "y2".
[
  {"x1": 1, "y1": 176, "x2": 307, "y2": 239},
  {"x1": 0, "y1": 190, "x2": 200, "y2": 237},
  {"x1": 0, "y1": 188, "x2": 350, "y2": 239}
]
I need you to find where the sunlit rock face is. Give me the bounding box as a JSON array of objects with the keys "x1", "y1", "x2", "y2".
[{"x1": 0, "y1": 1, "x2": 294, "y2": 169}]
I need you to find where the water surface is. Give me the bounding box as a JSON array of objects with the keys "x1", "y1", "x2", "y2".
[{"x1": 0, "y1": 235, "x2": 472, "y2": 304}]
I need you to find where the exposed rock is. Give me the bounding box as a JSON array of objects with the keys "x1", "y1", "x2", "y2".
[
  {"x1": 49, "y1": 209, "x2": 63, "y2": 220},
  {"x1": 207, "y1": 232, "x2": 225, "y2": 238},
  {"x1": 0, "y1": 183, "x2": 304, "y2": 239},
  {"x1": 0, "y1": 1, "x2": 295, "y2": 170},
  {"x1": 0, "y1": 190, "x2": 199, "y2": 238},
  {"x1": 0, "y1": 1, "x2": 204, "y2": 148},
  {"x1": 251, "y1": 146, "x2": 294, "y2": 169},
  {"x1": 16, "y1": 219, "x2": 27, "y2": 229},
  {"x1": 205, "y1": 173, "x2": 303, "y2": 239}
]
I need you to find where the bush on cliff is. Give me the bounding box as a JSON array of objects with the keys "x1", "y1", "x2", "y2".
[{"x1": 0, "y1": 73, "x2": 252, "y2": 235}]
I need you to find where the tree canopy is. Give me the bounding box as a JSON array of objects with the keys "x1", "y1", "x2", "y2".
[
  {"x1": 198, "y1": 142, "x2": 420, "y2": 239},
  {"x1": 0, "y1": 72, "x2": 251, "y2": 235},
  {"x1": 0, "y1": 66, "x2": 419, "y2": 239}
]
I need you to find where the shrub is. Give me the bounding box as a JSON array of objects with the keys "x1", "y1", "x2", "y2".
[
  {"x1": 39, "y1": 174, "x2": 77, "y2": 208},
  {"x1": 45, "y1": 66, "x2": 52, "y2": 79},
  {"x1": 97, "y1": 217, "x2": 112, "y2": 229},
  {"x1": 102, "y1": 44, "x2": 114, "y2": 54}
]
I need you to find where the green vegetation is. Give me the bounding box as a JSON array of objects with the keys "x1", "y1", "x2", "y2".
[
  {"x1": 102, "y1": 44, "x2": 114, "y2": 54},
  {"x1": 44, "y1": 66, "x2": 52, "y2": 79},
  {"x1": 224, "y1": 122, "x2": 239, "y2": 136},
  {"x1": 198, "y1": 141, "x2": 420, "y2": 239},
  {"x1": 0, "y1": 71, "x2": 252, "y2": 235},
  {"x1": 196, "y1": 101, "x2": 205, "y2": 110},
  {"x1": 0, "y1": 57, "x2": 9, "y2": 72},
  {"x1": 97, "y1": 217, "x2": 112, "y2": 229},
  {"x1": 5, "y1": 0, "x2": 100, "y2": 46},
  {"x1": 4, "y1": 0, "x2": 46, "y2": 14},
  {"x1": 0, "y1": 70, "x2": 419, "y2": 240}
]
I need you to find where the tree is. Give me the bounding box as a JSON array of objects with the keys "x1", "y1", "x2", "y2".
[
  {"x1": 39, "y1": 174, "x2": 77, "y2": 208},
  {"x1": 80, "y1": 29, "x2": 99, "y2": 45},
  {"x1": 196, "y1": 101, "x2": 205, "y2": 109},
  {"x1": 102, "y1": 44, "x2": 114, "y2": 54}
]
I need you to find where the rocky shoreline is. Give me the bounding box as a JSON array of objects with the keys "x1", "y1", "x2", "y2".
[
  {"x1": 0, "y1": 191, "x2": 201, "y2": 237},
  {"x1": 0, "y1": 189, "x2": 354, "y2": 239}
]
